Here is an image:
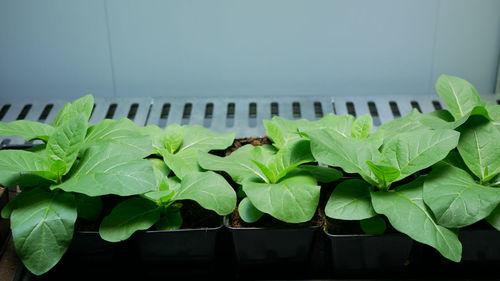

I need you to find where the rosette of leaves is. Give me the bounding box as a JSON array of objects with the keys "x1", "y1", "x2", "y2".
[
  {"x1": 199, "y1": 117, "x2": 341, "y2": 224},
  {"x1": 422, "y1": 75, "x2": 500, "y2": 232},
  {"x1": 98, "y1": 124, "x2": 237, "y2": 242},
  {"x1": 0, "y1": 95, "x2": 156, "y2": 275},
  {"x1": 304, "y1": 111, "x2": 462, "y2": 262}
]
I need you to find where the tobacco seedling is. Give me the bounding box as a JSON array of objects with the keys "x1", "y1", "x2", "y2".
[
  {"x1": 423, "y1": 75, "x2": 500, "y2": 231},
  {"x1": 199, "y1": 118, "x2": 341, "y2": 224},
  {"x1": 304, "y1": 110, "x2": 462, "y2": 262},
  {"x1": 0, "y1": 95, "x2": 156, "y2": 275},
  {"x1": 99, "y1": 124, "x2": 237, "y2": 241}
]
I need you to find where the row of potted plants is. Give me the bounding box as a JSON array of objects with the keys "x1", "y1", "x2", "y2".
[{"x1": 0, "y1": 74, "x2": 499, "y2": 278}]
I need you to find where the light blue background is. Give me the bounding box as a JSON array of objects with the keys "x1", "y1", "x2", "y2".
[{"x1": 0, "y1": 0, "x2": 499, "y2": 99}]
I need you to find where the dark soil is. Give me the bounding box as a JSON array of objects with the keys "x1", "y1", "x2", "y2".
[
  {"x1": 224, "y1": 136, "x2": 271, "y2": 156},
  {"x1": 179, "y1": 200, "x2": 221, "y2": 228}
]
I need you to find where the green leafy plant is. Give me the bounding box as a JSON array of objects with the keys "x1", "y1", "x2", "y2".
[
  {"x1": 0, "y1": 95, "x2": 156, "y2": 275},
  {"x1": 98, "y1": 124, "x2": 237, "y2": 242},
  {"x1": 304, "y1": 110, "x2": 462, "y2": 261},
  {"x1": 423, "y1": 75, "x2": 500, "y2": 231},
  {"x1": 200, "y1": 117, "x2": 341, "y2": 224}
]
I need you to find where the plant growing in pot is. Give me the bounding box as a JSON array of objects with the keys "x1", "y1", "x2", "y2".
[
  {"x1": 98, "y1": 123, "x2": 237, "y2": 278},
  {"x1": 421, "y1": 75, "x2": 500, "y2": 275},
  {"x1": 302, "y1": 108, "x2": 461, "y2": 276},
  {"x1": 198, "y1": 116, "x2": 341, "y2": 279},
  {"x1": 0, "y1": 95, "x2": 157, "y2": 276}
]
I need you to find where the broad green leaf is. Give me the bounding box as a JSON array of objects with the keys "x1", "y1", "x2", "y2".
[
  {"x1": 360, "y1": 215, "x2": 386, "y2": 235},
  {"x1": 486, "y1": 204, "x2": 500, "y2": 231},
  {"x1": 297, "y1": 165, "x2": 342, "y2": 183},
  {"x1": 366, "y1": 161, "x2": 400, "y2": 188},
  {"x1": 10, "y1": 188, "x2": 77, "y2": 275},
  {"x1": 373, "y1": 109, "x2": 449, "y2": 139},
  {"x1": 84, "y1": 118, "x2": 152, "y2": 159},
  {"x1": 380, "y1": 129, "x2": 459, "y2": 181},
  {"x1": 435, "y1": 74, "x2": 481, "y2": 120},
  {"x1": 75, "y1": 194, "x2": 102, "y2": 221},
  {"x1": 457, "y1": 116, "x2": 500, "y2": 181},
  {"x1": 138, "y1": 124, "x2": 164, "y2": 153},
  {"x1": 179, "y1": 125, "x2": 234, "y2": 152},
  {"x1": 0, "y1": 150, "x2": 52, "y2": 187},
  {"x1": 172, "y1": 171, "x2": 236, "y2": 215},
  {"x1": 324, "y1": 179, "x2": 376, "y2": 220},
  {"x1": 51, "y1": 95, "x2": 94, "y2": 127},
  {"x1": 0, "y1": 120, "x2": 55, "y2": 142},
  {"x1": 264, "y1": 117, "x2": 309, "y2": 148},
  {"x1": 156, "y1": 205, "x2": 183, "y2": 230},
  {"x1": 50, "y1": 102, "x2": 71, "y2": 127},
  {"x1": 268, "y1": 139, "x2": 315, "y2": 182},
  {"x1": 46, "y1": 113, "x2": 87, "y2": 174},
  {"x1": 164, "y1": 124, "x2": 183, "y2": 153},
  {"x1": 53, "y1": 143, "x2": 156, "y2": 196},
  {"x1": 303, "y1": 114, "x2": 355, "y2": 138},
  {"x1": 68, "y1": 94, "x2": 94, "y2": 121},
  {"x1": 307, "y1": 128, "x2": 380, "y2": 186},
  {"x1": 198, "y1": 144, "x2": 276, "y2": 184},
  {"x1": 371, "y1": 178, "x2": 462, "y2": 262},
  {"x1": 99, "y1": 197, "x2": 161, "y2": 242},
  {"x1": 161, "y1": 148, "x2": 202, "y2": 179},
  {"x1": 243, "y1": 171, "x2": 320, "y2": 223},
  {"x1": 351, "y1": 114, "x2": 373, "y2": 139},
  {"x1": 238, "y1": 197, "x2": 264, "y2": 223},
  {"x1": 423, "y1": 164, "x2": 500, "y2": 228},
  {"x1": 49, "y1": 160, "x2": 66, "y2": 180}
]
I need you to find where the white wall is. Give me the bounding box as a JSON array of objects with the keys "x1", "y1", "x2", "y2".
[{"x1": 0, "y1": 0, "x2": 499, "y2": 99}]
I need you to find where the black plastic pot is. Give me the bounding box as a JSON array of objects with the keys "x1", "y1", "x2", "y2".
[
  {"x1": 324, "y1": 229, "x2": 414, "y2": 277},
  {"x1": 130, "y1": 224, "x2": 224, "y2": 280},
  {"x1": 224, "y1": 215, "x2": 321, "y2": 279},
  {"x1": 419, "y1": 226, "x2": 500, "y2": 279}
]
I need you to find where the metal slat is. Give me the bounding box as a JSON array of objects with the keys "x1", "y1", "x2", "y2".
[{"x1": 2, "y1": 93, "x2": 500, "y2": 147}]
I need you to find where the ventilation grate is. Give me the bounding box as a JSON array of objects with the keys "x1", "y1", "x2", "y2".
[
  {"x1": 2, "y1": 93, "x2": 500, "y2": 146},
  {"x1": 147, "y1": 97, "x2": 334, "y2": 138}
]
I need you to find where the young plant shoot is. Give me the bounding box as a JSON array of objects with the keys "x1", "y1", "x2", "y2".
[
  {"x1": 99, "y1": 124, "x2": 237, "y2": 242},
  {"x1": 0, "y1": 95, "x2": 156, "y2": 275},
  {"x1": 200, "y1": 117, "x2": 341, "y2": 224},
  {"x1": 304, "y1": 110, "x2": 462, "y2": 262}
]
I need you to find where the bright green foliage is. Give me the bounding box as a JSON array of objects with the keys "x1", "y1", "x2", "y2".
[
  {"x1": 435, "y1": 75, "x2": 481, "y2": 120},
  {"x1": 263, "y1": 116, "x2": 309, "y2": 148},
  {"x1": 457, "y1": 116, "x2": 500, "y2": 182},
  {"x1": 10, "y1": 188, "x2": 77, "y2": 275},
  {"x1": 238, "y1": 197, "x2": 264, "y2": 223},
  {"x1": 99, "y1": 123, "x2": 237, "y2": 242},
  {"x1": 100, "y1": 197, "x2": 161, "y2": 242},
  {"x1": 351, "y1": 114, "x2": 373, "y2": 139},
  {"x1": 324, "y1": 179, "x2": 376, "y2": 220},
  {"x1": 306, "y1": 103, "x2": 460, "y2": 262},
  {"x1": 424, "y1": 164, "x2": 500, "y2": 228},
  {"x1": 372, "y1": 178, "x2": 462, "y2": 262},
  {"x1": 0, "y1": 95, "x2": 155, "y2": 275},
  {"x1": 200, "y1": 138, "x2": 339, "y2": 223},
  {"x1": 424, "y1": 74, "x2": 500, "y2": 232},
  {"x1": 0, "y1": 120, "x2": 55, "y2": 142},
  {"x1": 243, "y1": 171, "x2": 320, "y2": 223}
]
